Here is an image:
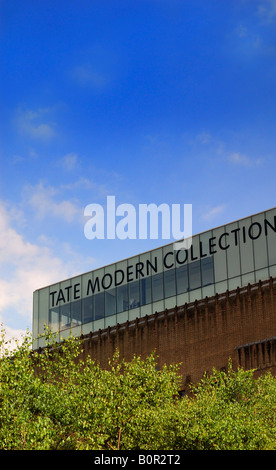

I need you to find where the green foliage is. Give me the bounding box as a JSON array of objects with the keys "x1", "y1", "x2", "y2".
[{"x1": 0, "y1": 326, "x2": 275, "y2": 450}]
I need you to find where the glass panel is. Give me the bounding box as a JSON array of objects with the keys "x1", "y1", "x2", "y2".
[
  {"x1": 189, "y1": 260, "x2": 201, "y2": 290},
  {"x1": 117, "y1": 284, "x2": 128, "y2": 313},
  {"x1": 176, "y1": 264, "x2": 189, "y2": 294},
  {"x1": 129, "y1": 280, "x2": 140, "y2": 309},
  {"x1": 105, "y1": 314, "x2": 117, "y2": 328},
  {"x1": 60, "y1": 304, "x2": 71, "y2": 330},
  {"x1": 202, "y1": 284, "x2": 215, "y2": 298},
  {"x1": 212, "y1": 226, "x2": 227, "y2": 282},
  {"x1": 33, "y1": 291, "x2": 39, "y2": 339},
  {"x1": 38, "y1": 288, "x2": 49, "y2": 334},
  {"x1": 71, "y1": 300, "x2": 82, "y2": 326},
  {"x1": 252, "y1": 213, "x2": 268, "y2": 270},
  {"x1": 162, "y1": 245, "x2": 174, "y2": 270},
  {"x1": 117, "y1": 311, "x2": 128, "y2": 325},
  {"x1": 200, "y1": 231, "x2": 211, "y2": 260},
  {"x1": 226, "y1": 222, "x2": 241, "y2": 278},
  {"x1": 190, "y1": 288, "x2": 201, "y2": 302},
  {"x1": 164, "y1": 268, "x2": 176, "y2": 298},
  {"x1": 82, "y1": 272, "x2": 92, "y2": 299},
  {"x1": 152, "y1": 272, "x2": 164, "y2": 302},
  {"x1": 152, "y1": 248, "x2": 162, "y2": 275},
  {"x1": 266, "y1": 209, "x2": 276, "y2": 266},
  {"x1": 239, "y1": 217, "x2": 254, "y2": 275},
  {"x1": 105, "y1": 288, "x2": 116, "y2": 316},
  {"x1": 104, "y1": 264, "x2": 116, "y2": 291},
  {"x1": 242, "y1": 272, "x2": 255, "y2": 285},
  {"x1": 189, "y1": 234, "x2": 200, "y2": 264},
  {"x1": 140, "y1": 277, "x2": 152, "y2": 305},
  {"x1": 49, "y1": 307, "x2": 59, "y2": 332},
  {"x1": 82, "y1": 296, "x2": 93, "y2": 324},
  {"x1": 115, "y1": 260, "x2": 127, "y2": 285},
  {"x1": 215, "y1": 280, "x2": 228, "y2": 294},
  {"x1": 94, "y1": 292, "x2": 105, "y2": 320},
  {"x1": 128, "y1": 255, "x2": 139, "y2": 283},
  {"x1": 228, "y1": 276, "x2": 241, "y2": 291},
  {"x1": 255, "y1": 267, "x2": 269, "y2": 283},
  {"x1": 201, "y1": 257, "x2": 214, "y2": 286},
  {"x1": 269, "y1": 265, "x2": 276, "y2": 277}
]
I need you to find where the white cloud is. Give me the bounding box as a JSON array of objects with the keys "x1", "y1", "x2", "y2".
[
  {"x1": 197, "y1": 131, "x2": 212, "y2": 144},
  {"x1": 15, "y1": 107, "x2": 56, "y2": 141},
  {"x1": 60, "y1": 177, "x2": 112, "y2": 199},
  {"x1": 72, "y1": 64, "x2": 109, "y2": 89},
  {"x1": 235, "y1": 24, "x2": 248, "y2": 38},
  {"x1": 202, "y1": 204, "x2": 226, "y2": 222},
  {"x1": 257, "y1": 0, "x2": 276, "y2": 23},
  {"x1": 0, "y1": 200, "x2": 95, "y2": 343},
  {"x1": 195, "y1": 131, "x2": 263, "y2": 167},
  {"x1": 229, "y1": 152, "x2": 251, "y2": 166},
  {"x1": 59, "y1": 153, "x2": 78, "y2": 171},
  {"x1": 23, "y1": 182, "x2": 82, "y2": 223},
  {"x1": 0, "y1": 202, "x2": 68, "y2": 334},
  {"x1": 228, "y1": 152, "x2": 263, "y2": 166}
]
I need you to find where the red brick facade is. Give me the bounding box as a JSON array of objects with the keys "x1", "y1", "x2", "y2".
[{"x1": 80, "y1": 277, "x2": 276, "y2": 390}]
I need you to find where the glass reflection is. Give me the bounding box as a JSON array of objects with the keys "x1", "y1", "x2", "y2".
[{"x1": 49, "y1": 257, "x2": 215, "y2": 330}]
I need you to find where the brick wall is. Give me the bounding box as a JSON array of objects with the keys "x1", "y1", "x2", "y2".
[{"x1": 80, "y1": 277, "x2": 276, "y2": 390}]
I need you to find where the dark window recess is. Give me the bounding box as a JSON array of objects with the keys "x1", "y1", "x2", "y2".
[
  {"x1": 152, "y1": 272, "x2": 164, "y2": 302},
  {"x1": 82, "y1": 296, "x2": 93, "y2": 324},
  {"x1": 94, "y1": 292, "x2": 105, "y2": 320}
]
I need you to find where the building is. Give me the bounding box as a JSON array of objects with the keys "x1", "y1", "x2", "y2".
[{"x1": 32, "y1": 207, "x2": 276, "y2": 388}]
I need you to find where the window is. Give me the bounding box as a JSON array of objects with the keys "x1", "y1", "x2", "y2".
[
  {"x1": 176, "y1": 264, "x2": 189, "y2": 294},
  {"x1": 60, "y1": 304, "x2": 70, "y2": 330},
  {"x1": 129, "y1": 280, "x2": 140, "y2": 309},
  {"x1": 164, "y1": 269, "x2": 176, "y2": 298},
  {"x1": 189, "y1": 260, "x2": 201, "y2": 290},
  {"x1": 82, "y1": 296, "x2": 93, "y2": 324},
  {"x1": 201, "y1": 257, "x2": 214, "y2": 286},
  {"x1": 105, "y1": 288, "x2": 116, "y2": 316},
  {"x1": 141, "y1": 277, "x2": 151, "y2": 305},
  {"x1": 94, "y1": 292, "x2": 105, "y2": 320},
  {"x1": 49, "y1": 307, "x2": 59, "y2": 332},
  {"x1": 152, "y1": 272, "x2": 164, "y2": 302},
  {"x1": 71, "y1": 300, "x2": 82, "y2": 326},
  {"x1": 117, "y1": 284, "x2": 128, "y2": 313}
]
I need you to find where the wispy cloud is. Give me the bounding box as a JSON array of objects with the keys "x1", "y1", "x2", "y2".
[
  {"x1": 15, "y1": 106, "x2": 57, "y2": 141},
  {"x1": 60, "y1": 177, "x2": 110, "y2": 197},
  {"x1": 257, "y1": 0, "x2": 276, "y2": 23},
  {"x1": 0, "y1": 200, "x2": 95, "y2": 342},
  {"x1": 23, "y1": 182, "x2": 82, "y2": 223},
  {"x1": 202, "y1": 204, "x2": 226, "y2": 222},
  {"x1": 69, "y1": 44, "x2": 119, "y2": 92},
  {"x1": 58, "y1": 153, "x2": 78, "y2": 171},
  {"x1": 195, "y1": 131, "x2": 264, "y2": 168},
  {"x1": 0, "y1": 202, "x2": 69, "y2": 330},
  {"x1": 196, "y1": 131, "x2": 213, "y2": 145},
  {"x1": 71, "y1": 64, "x2": 109, "y2": 90},
  {"x1": 228, "y1": 152, "x2": 263, "y2": 167},
  {"x1": 235, "y1": 24, "x2": 248, "y2": 38}
]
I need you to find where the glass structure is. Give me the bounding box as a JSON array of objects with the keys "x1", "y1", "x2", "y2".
[{"x1": 33, "y1": 207, "x2": 276, "y2": 349}]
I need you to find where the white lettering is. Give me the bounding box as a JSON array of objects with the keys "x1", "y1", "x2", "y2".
[
  {"x1": 116, "y1": 202, "x2": 136, "y2": 239},
  {"x1": 84, "y1": 197, "x2": 192, "y2": 241},
  {"x1": 83, "y1": 203, "x2": 105, "y2": 239},
  {"x1": 138, "y1": 202, "x2": 171, "y2": 239}
]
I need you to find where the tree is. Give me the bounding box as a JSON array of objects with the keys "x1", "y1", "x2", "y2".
[
  {"x1": 0, "y1": 327, "x2": 181, "y2": 449},
  {"x1": 150, "y1": 362, "x2": 276, "y2": 450},
  {"x1": 0, "y1": 326, "x2": 275, "y2": 450}
]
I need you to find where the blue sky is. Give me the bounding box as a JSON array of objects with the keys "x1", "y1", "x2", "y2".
[{"x1": 0, "y1": 0, "x2": 276, "y2": 340}]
